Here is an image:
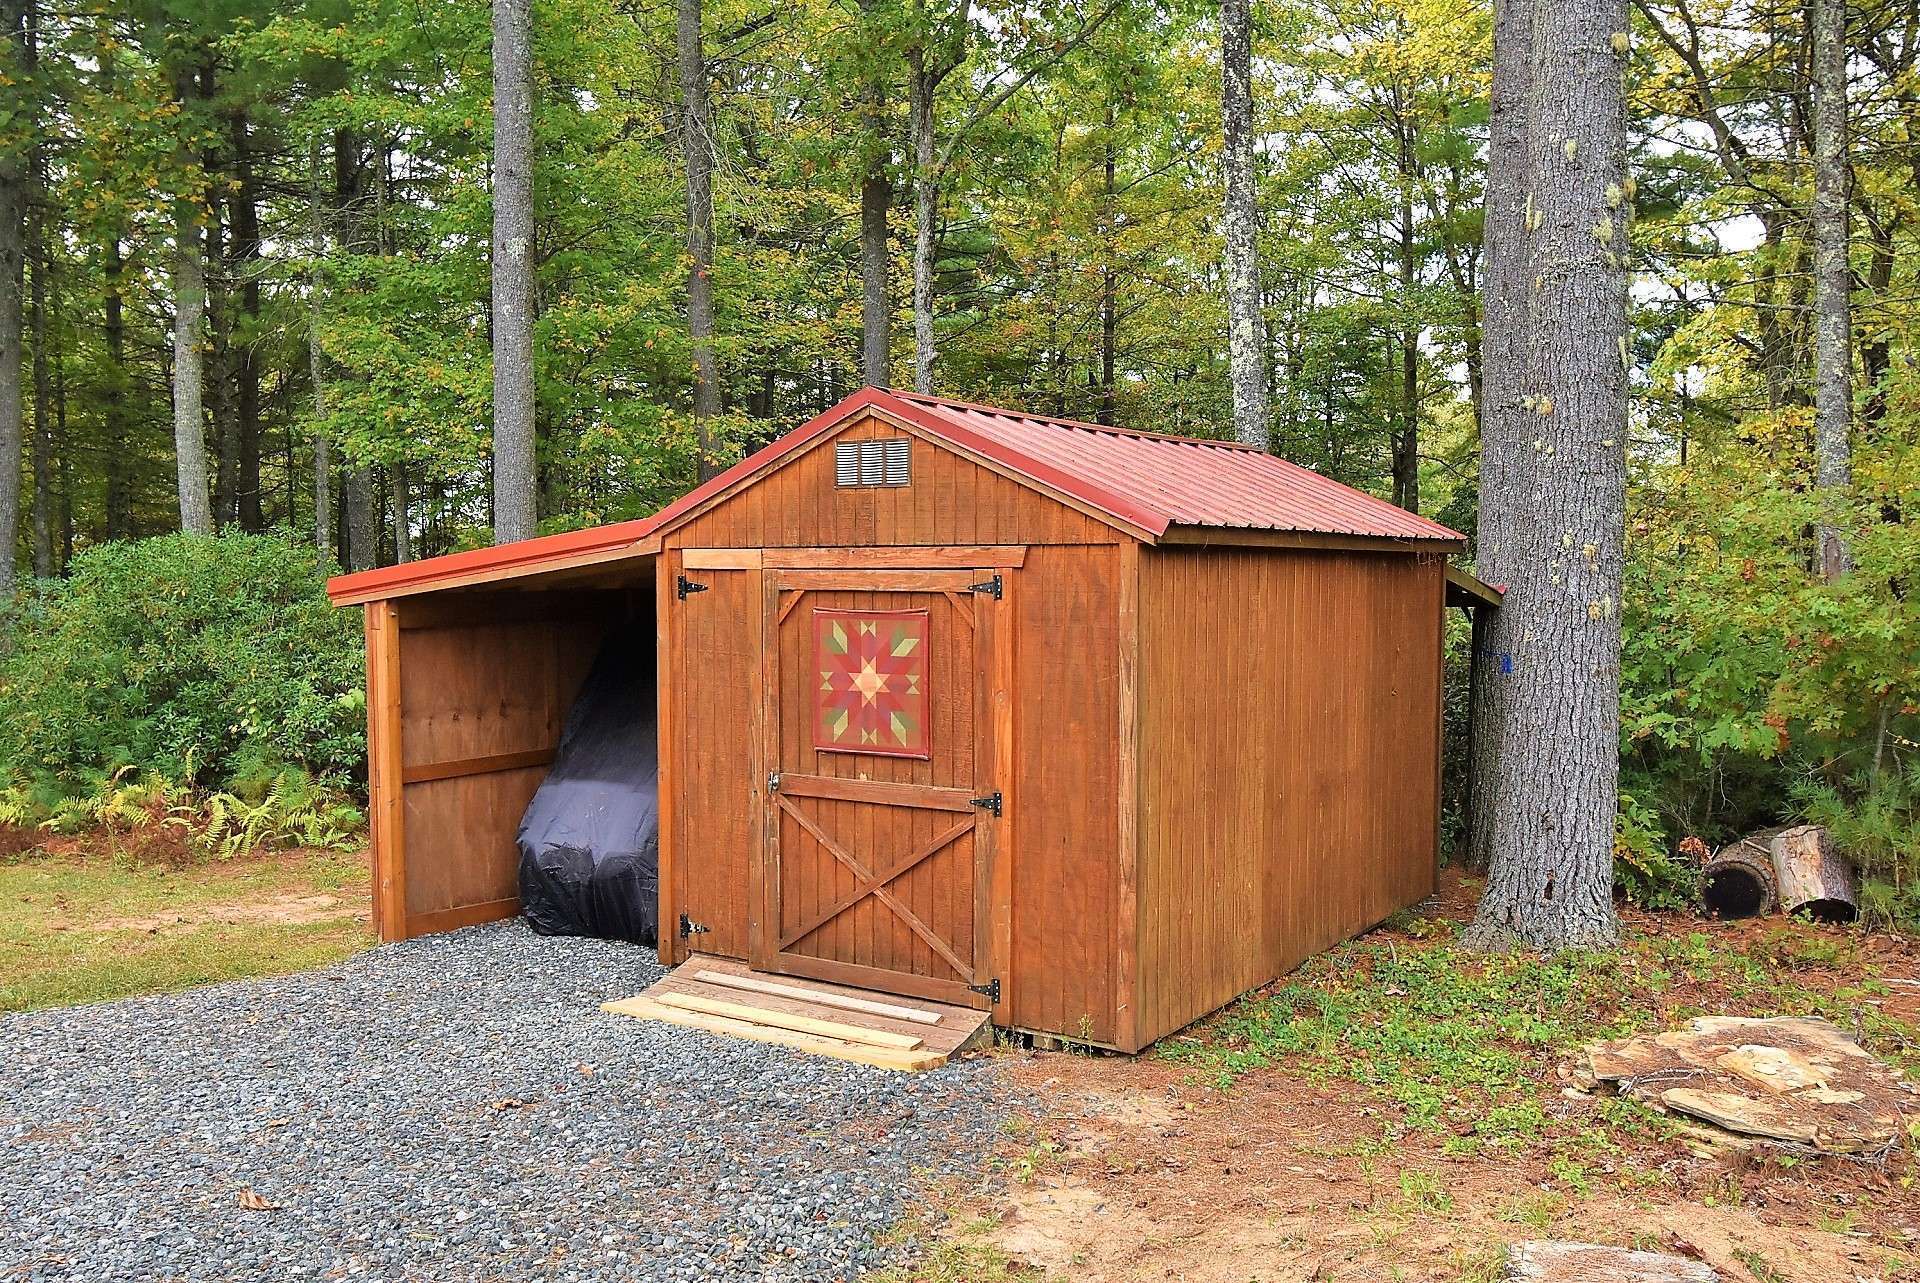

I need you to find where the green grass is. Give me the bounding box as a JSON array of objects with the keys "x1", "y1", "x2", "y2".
[
  {"x1": 1156, "y1": 913, "x2": 1920, "y2": 1148},
  {"x1": 0, "y1": 849, "x2": 373, "y2": 1011}
]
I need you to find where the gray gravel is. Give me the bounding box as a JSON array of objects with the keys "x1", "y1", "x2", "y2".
[{"x1": 1, "y1": 921, "x2": 1017, "y2": 1282}]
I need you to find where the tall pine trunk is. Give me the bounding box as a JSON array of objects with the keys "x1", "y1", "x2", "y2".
[
  {"x1": 1220, "y1": 0, "x2": 1267, "y2": 447},
  {"x1": 1465, "y1": 0, "x2": 1535, "y2": 871},
  {"x1": 1392, "y1": 118, "x2": 1419, "y2": 513},
  {"x1": 25, "y1": 0, "x2": 48, "y2": 581},
  {"x1": 1099, "y1": 102, "x2": 1117, "y2": 426},
  {"x1": 308, "y1": 133, "x2": 333, "y2": 561},
  {"x1": 909, "y1": 52, "x2": 938, "y2": 394},
  {"x1": 491, "y1": 0, "x2": 539, "y2": 542},
  {"x1": 229, "y1": 109, "x2": 264, "y2": 532},
  {"x1": 170, "y1": 64, "x2": 215, "y2": 537},
  {"x1": 1811, "y1": 0, "x2": 1852, "y2": 580},
  {"x1": 1466, "y1": 0, "x2": 1628, "y2": 951},
  {"x1": 857, "y1": 0, "x2": 891, "y2": 388},
  {"x1": 0, "y1": 0, "x2": 24, "y2": 603},
  {"x1": 677, "y1": 0, "x2": 720, "y2": 477},
  {"x1": 102, "y1": 236, "x2": 132, "y2": 540}
]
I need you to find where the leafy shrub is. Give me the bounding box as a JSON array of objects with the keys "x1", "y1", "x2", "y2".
[
  {"x1": 0, "y1": 533, "x2": 364, "y2": 795},
  {"x1": 1614, "y1": 791, "x2": 1698, "y2": 910}
]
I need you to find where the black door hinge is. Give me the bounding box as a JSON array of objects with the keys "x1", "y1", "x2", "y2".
[
  {"x1": 969, "y1": 791, "x2": 1002, "y2": 817},
  {"x1": 678, "y1": 913, "x2": 711, "y2": 939},
  {"x1": 676, "y1": 574, "x2": 708, "y2": 601},
  {"x1": 968, "y1": 573, "x2": 1002, "y2": 599},
  {"x1": 968, "y1": 978, "x2": 1001, "y2": 1004}
]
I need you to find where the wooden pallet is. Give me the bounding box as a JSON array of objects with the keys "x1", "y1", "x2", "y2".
[{"x1": 602, "y1": 955, "x2": 993, "y2": 1072}]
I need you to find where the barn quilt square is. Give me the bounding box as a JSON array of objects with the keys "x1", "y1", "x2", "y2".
[{"x1": 813, "y1": 608, "x2": 930, "y2": 758}]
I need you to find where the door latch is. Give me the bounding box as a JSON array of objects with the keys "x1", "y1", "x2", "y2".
[{"x1": 767, "y1": 771, "x2": 782, "y2": 793}]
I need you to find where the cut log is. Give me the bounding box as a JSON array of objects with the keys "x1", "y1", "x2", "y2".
[
  {"x1": 1700, "y1": 829, "x2": 1779, "y2": 919},
  {"x1": 1770, "y1": 824, "x2": 1858, "y2": 923},
  {"x1": 1503, "y1": 1241, "x2": 1720, "y2": 1282}
]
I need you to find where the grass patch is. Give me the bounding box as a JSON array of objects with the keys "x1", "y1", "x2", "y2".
[
  {"x1": 865, "y1": 1209, "x2": 1033, "y2": 1282},
  {"x1": 0, "y1": 849, "x2": 373, "y2": 1011},
  {"x1": 1157, "y1": 913, "x2": 1920, "y2": 1148}
]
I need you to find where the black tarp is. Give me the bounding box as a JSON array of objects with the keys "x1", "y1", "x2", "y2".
[{"x1": 516, "y1": 620, "x2": 660, "y2": 945}]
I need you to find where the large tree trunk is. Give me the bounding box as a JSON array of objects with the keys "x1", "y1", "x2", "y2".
[
  {"x1": 677, "y1": 0, "x2": 720, "y2": 478},
  {"x1": 0, "y1": 0, "x2": 23, "y2": 603},
  {"x1": 909, "y1": 53, "x2": 938, "y2": 394},
  {"x1": 1220, "y1": 0, "x2": 1267, "y2": 447},
  {"x1": 308, "y1": 134, "x2": 334, "y2": 562},
  {"x1": 228, "y1": 108, "x2": 264, "y2": 532},
  {"x1": 1392, "y1": 118, "x2": 1419, "y2": 514},
  {"x1": 857, "y1": 0, "x2": 891, "y2": 388},
  {"x1": 28, "y1": 141, "x2": 48, "y2": 580},
  {"x1": 1465, "y1": 0, "x2": 1535, "y2": 872},
  {"x1": 25, "y1": 0, "x2": 48, "y2": 581},
  {"x1": 1811, "y1": 0, "x2": 1852, "y2": 581},
  {"x1": 1466, "y1": 0, "x2": 1628, "y2": 951},
  {"x1": 491, "y1": 0, "x2": 539, "y2": 542},
  {"x1": 170, "y1": 64, "x2": 215, "y2": 537},
  {"x1": 102, "y1": 236, "x2": 132, "y2": 541},
  {"x1": 1099, "y1": 102, "x2": 1117, "y2": 427},
  {"x1": 344, "y1": 467, "x2": 377, "y2": 571}
]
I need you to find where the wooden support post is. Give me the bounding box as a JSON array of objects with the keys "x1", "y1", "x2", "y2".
[{"x1": 364, "y1": 600, "x2": 407, "y2": 941}]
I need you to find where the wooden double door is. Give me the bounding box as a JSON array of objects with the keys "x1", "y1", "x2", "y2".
[{"x1": 753, "y1": 566, "x2": 1007, "y2": 1009}]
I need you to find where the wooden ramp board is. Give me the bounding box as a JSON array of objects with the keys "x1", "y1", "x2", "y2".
[{"x1": 603, "y1": 954, "x2": 992, "y2": 1072}]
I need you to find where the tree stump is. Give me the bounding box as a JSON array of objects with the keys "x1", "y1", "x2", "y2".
[{"x1": 1771, "y1": 824, "x2": 1858, "y2": 923}]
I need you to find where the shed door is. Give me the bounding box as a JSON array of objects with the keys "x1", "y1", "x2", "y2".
[{"x1": 756, "y1": 567, "x2": 1006, "y2": 1009}]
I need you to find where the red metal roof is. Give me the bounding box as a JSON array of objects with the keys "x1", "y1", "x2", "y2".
[
  {"x1": 327, "y1": 387, "x2": 1460, "y2": 604},
  {"x1": 882, "y1": 391, "x2": 1463, "y2": 543}
]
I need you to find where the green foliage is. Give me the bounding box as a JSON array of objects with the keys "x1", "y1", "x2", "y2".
[
  {"x1": 0, "y1": 534, "x2": 364, "y2": 795},
  {"x1": 1613, "y1": 792, "x2": 1697, "y2": 910}
]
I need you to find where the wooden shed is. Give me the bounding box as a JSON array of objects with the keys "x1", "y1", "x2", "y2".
[{"x1": 327, "y1": 388, "x2": 1469, "y2": 1052}]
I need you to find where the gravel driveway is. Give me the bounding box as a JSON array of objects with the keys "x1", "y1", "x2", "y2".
[{"x1": 1, "y1": 922, "x2": 1015, "y2": 1282}]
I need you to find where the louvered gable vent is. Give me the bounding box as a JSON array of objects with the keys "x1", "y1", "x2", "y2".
[{"x1": 834, "y1": 438, "x2": 910, "y2": 488}]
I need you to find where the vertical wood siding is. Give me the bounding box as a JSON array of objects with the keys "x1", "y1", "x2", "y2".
[
  {"x1": 1131, "y1": 547, "x2": 1443, "y2": 1048},
  {"x1": 388, "y1": 591, "x2": 621, "y2": 937},
  {"x1": 661, "y1": 415, "x2": 1126, "y2": 1044}
]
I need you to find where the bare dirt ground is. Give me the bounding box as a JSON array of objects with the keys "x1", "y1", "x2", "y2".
[{"x1": 900, "y1": 872, "x2": 1920, "y2": 1283}]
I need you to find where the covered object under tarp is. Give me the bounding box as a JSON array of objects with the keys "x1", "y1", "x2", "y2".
[{"x1": 516, "y1": 620, "x2": 660, "y2": 945}]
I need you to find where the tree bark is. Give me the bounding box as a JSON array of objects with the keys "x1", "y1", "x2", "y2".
[
  {"x1": 307, "y1": 133, "x2": 333, "y2": 562},
  {"x1": 1466, "y1": 0, "x2": 1628, "y2": 951},
  {"x1": 1220, "y1": 0, "x2": 1267, "y2": 447},
  {"x1": 858, "y1": 0, "x2": 892, "y2": 388},
  {"x1": 1811, "y1": 0, "x2": 1852, "y2": 580},
  {"x1": 228, "y1": 108, "x2": 264, "y2": 532},
  {"x1": 1392, "y1": 115, "x2": 1419, "y2": 514},
  {"x1": 102, "y1": 235, "x2": 131, "y2": 541},
  {"x1": 678, "y1": 0, "x2": 720, "y2": 477},
  {"x1": 0, "y1": 0, "x2": 23, "y2": 603},
  {"x1": 1099, "y1": 102, "x2": 1117, "y2": 427},
  {"x1": 345, "y1": 467, "x2": 377, "y2": 572},
  {"x1": 170, "y1": 63, "x2": 215, "y2": 537},
  {"x1": 28, "y1": 141, "x2": 48, "y2": 580},
  {"x1": 910, "y1": 49, "x2": 938, "y2": 394},
  {"x1": 389, "y1": 463, "x2": 412, "y2": 563},
  {"x1": 491, "y1": 0, "x2": 539, "y2": 542},
  {"x1": 1465, "y1": 0, "x2": 1535, "y2": 872},
  {"x1": 25, "y1": 0, "x2": 48, "y2": 581}
]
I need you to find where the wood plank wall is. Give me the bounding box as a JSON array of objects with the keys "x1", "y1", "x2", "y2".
[
  {"x1": 1130, "y1": 546, "x2": 1444, "y2": 1048},
  {"x1": 663, "y1": 414, "x2": 1126, "y2": 1044},
  {"x1": 383, "y1": 588, "x2": 629, "y2": 939}
]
